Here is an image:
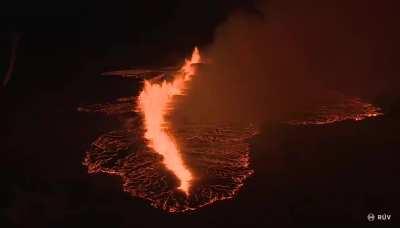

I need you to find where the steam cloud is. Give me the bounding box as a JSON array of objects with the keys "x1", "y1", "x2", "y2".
[{"x1": 172, "y1": 0, "x2": 398, "y2": 125}]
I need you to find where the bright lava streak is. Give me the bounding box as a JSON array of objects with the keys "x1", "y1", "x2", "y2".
[{"x1": 137, "y1": 48, "x2": 200, "y2": 194}]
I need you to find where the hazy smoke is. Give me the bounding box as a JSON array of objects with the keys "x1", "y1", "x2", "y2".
[{"x1": 172, "y1": 0, "x2": 399, "y2": 124}]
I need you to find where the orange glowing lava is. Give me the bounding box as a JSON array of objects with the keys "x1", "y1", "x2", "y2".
[{"x1": 137, "y1": 48, "x2": 200, "y2": 194}]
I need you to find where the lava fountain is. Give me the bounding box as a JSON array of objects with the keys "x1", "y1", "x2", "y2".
[
  {"x1": 137, "y1": 48, "x2": 200, "y2": 194},
  {"x1": 79, "y1": 47, "x2": 382, "y2": 213}
]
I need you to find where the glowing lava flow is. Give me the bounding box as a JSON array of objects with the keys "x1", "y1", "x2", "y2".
[
  {"x1": 80, "y1": 48, "x2": 384, "y2": 213},
  {"x1": 137, "y1": 48, "x2": 200, "y2": 194}
]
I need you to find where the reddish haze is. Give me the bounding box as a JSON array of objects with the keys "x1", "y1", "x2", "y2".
[{"x1": 172, "y1": 0, "x2": 398, "y2": 124}]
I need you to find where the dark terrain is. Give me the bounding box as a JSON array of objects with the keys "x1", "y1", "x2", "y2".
[
  {"x1": 2, "y1": 69, "x2": 399, "y2": 226},
  {"x1": 1, "y1": 0, "x2": 399, "y2": 226}
]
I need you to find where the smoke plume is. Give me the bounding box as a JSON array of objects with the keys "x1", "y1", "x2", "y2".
[{"x1": 172, "y1": 0, "x2": 399, "y2": 125}]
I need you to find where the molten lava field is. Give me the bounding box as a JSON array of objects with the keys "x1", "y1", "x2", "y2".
[{"x1": 79, "y1": 87, "x2": 382, "y2": 213}]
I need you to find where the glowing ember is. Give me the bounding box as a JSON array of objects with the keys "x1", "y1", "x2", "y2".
[{"x1": 137, "y1": 48, "x2": 200, "y2": 194}]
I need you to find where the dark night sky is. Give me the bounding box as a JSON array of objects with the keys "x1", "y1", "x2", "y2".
[
  {"x1": 1, "y1": 1, "x2": 256, "y2": 89},
  {"x1": 1, "y1": 1, "x2": 260, "y2": 227},
  {"x1": 1, "y1": 1, "x2": 399, "y2": 227}
]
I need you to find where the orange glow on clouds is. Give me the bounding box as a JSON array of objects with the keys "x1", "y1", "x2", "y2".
[{"x1": 137, "y1": 48, "x2": 201, "y2": 194}]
